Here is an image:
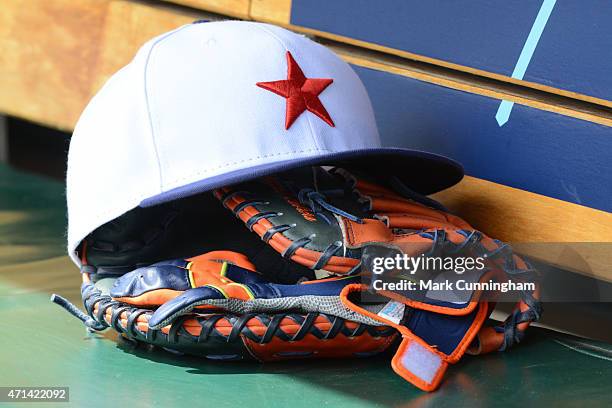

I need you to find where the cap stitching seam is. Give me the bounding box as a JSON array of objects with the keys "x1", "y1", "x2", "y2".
[
  {"x1": 165, "y1": 147, "x2": 333, "y2": 186},
  {"x1": 143, "y1": 24, "x2": 192, "y2": 192}
]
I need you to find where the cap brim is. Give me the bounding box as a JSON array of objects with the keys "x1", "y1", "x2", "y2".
[{"x1": 140, "y1": 148, "x2": 463, "y2": 207}]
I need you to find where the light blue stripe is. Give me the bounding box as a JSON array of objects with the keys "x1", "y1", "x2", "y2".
[
  {"x1": 496, "y1": 0, "x2": 557, "y2": 126},
  {"x1": 495, "y1": 100, "x2": 516, "y2": 127}
]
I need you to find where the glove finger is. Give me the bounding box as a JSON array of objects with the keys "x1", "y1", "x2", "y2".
[
  {"x1": 111, "y1": 251, "x2": 267, "y2": 307},
  {"x1": 190, "y1": 259, "x2": 269, "y2": 286},
  {"x1": 148, "y1": 286, "x2": 227, "y2": 329},
  {"x1": 110, "y1": 263, "x2": 191, "y2": 306},
  {"x1": 187, "y1": 250, "x2": 257, "y2": 272}
]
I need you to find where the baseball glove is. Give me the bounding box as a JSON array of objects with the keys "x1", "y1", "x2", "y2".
[{"x1": 53, "y1": 166, "x2": 541, "y2": 392}]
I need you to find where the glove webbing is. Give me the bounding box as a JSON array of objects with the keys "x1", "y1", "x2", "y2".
[
  {"x1": 498, "y1": 291, "x2": 543, "y2": 351},
  {"x1": 418, "y1": 229, "x2": 542, "y2": 352}
]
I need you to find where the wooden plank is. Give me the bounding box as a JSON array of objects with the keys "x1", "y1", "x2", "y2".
[
  {"x1": 163, "y1": 0, "x2": 250, "y2": 19},
  {"x1": 354, "y1": 65, "x2": 612, "y2": 213},
  {"x1": 0, "y1": 0, "x2": 204, "y2": 130},
  {"x1": 433, "y1": 175, "x2": 612, "y2": 243},
  {"x1": 336, "y1": 46, "x2": 612, "y2": 128},
  {"x1": 432, "y1": 176, "x2": 612, "y2": 281},
  {"x1": 250, "y1": 0, "x2": 291, "y2": 24},
  {"x1": 288, "y1": 0, "x2": 612, "y2": 107},
  {"x1": 0, "y1": 0, "x2": 108, "y2": 130}
]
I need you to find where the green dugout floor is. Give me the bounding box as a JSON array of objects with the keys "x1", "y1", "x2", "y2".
[{"x1": 1, "y1": 164, "x2": 611, "y2": 408}]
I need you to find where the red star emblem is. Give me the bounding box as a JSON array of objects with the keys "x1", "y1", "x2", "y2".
[{"x1": 257, "y1": 51, "x2": 335, "y2": 130}]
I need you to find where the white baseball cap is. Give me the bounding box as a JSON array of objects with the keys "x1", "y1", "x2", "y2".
[{"x1": 67, "y1": 20, "x2": 462, "y2": 265}]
